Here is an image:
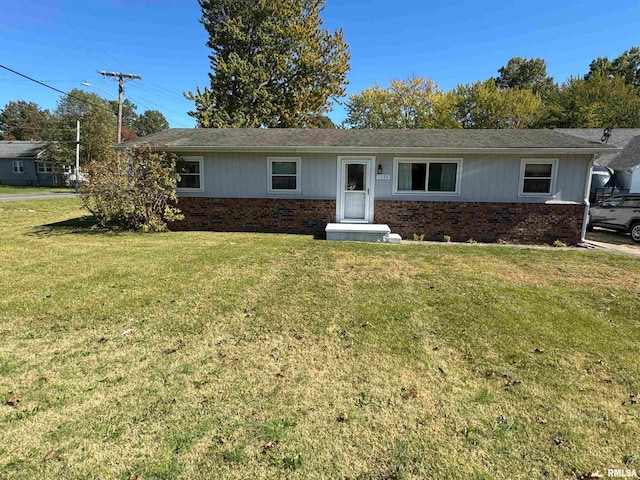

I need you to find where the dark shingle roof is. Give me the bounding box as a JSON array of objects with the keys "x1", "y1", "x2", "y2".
[
  {"x1": 555, "y1": 128, "x2": 640, "y2": 170},
  {"x1": 117, "y1": 128, "x2": 617, "y2": 154},
  {"x1": 0, "y1": 141, "x2": 48, "y2": 159},
  {"x1": 610, "y1": 135, "x2": 640, "y2": 170}
]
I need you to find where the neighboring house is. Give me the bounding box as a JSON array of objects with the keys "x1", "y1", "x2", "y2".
[
  {"x1": 0, "y1": 141, "x2": 55, "y2": 186},
  {"x1": 556, "y1": 129, "x2": 640, "y2": 195},
  {"x1": 117, "y1": 129, "x2": 616, "y2": 244}
]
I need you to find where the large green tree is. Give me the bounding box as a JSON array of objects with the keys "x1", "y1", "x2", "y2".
[
  {"x1": 453, "y1": 79, "x2": 543, "y2": 129},
  {"x1": 46, "y1": 89, "x2": 116, "y2": 165},
  {"x1": 554, "y1": 73, "x2": 640, "y2": 128},
  {"x1": 185, "y1": 0, "x2": 350, "y2": 128},
  {"x1": 494, "y1": 57, "x2": 558, "y2": 103},
  {"x1": 104, "y1": 99, "x2": 169, "y2": 138},
  {"x1": 108, "y1": 99, "x2": 138, "y2": 130},
  {"x1": 344, "y1": 77, "x2": 459, "y2": 129},
  {"x1": 0, "y1": 101, "x2": 50, "y2": 140},
  {"x1": 134, "y1": 110, "x2": 170, "y2": 136},
  {"x1": 586, "y1": 47, "x2": 640, "y2": 89}
]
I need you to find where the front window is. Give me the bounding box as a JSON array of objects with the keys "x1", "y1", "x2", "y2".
[
  {"x1": 395, "y1": 159, "x2": 460, "y2": 194},
  {"x1": 13, "y1": 161, "x2": 24, "y2": 173},
  {"x1": 37, "y1": 162, "x2": 53, "y2": 173},
  {"x1": 520, "y1": 159, "x2": 558, "y2": 196},
  {"x1": 176, "y1": 157, "x2": 203, "y2": 191},
  {"x1": 268, "y1": 157, "x2": 300, "y2": 194}
]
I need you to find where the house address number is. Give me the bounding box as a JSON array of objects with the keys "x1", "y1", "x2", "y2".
[{"x1": 376, "y1": 174, "x2": 391, "y2": 180}]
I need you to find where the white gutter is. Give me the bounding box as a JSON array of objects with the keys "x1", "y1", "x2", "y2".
[
  {"x1": 581, "y1": 154, "x2": 597, "y2": 242},
  {"x1": 114, "y1": 144, "x2": 620, "y2": 156}
]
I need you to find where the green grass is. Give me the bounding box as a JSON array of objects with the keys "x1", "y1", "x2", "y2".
[
  {"x1": 1, "y1": 198, "x2": 639, "y2": 479},
  {"x1": 0, "y1": 185, "x2": 73, "y2": 195}
]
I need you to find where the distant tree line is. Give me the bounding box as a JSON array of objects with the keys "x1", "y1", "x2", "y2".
[
  {"x1": 184, "y1": 0, "x2": 640, "y2": 130},
  {"x1": 0, "y1": 90, "x2": 170, "y2": 166},
  {"x1": 344, "y1": 48, "x2": 640, "y2": 129}
]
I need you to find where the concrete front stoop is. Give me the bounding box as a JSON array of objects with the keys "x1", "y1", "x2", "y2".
[{"x1": 325, "y1": 223, "x2": 402, "y2": 244}]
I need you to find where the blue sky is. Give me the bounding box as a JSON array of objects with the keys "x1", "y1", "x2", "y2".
[{"x1": 1, "y1": 0, "x2": 639, "y2": 128}]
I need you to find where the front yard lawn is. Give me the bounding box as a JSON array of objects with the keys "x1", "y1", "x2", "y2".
[{"x1": 1, "y1": 198, "x2": 639, "y2": 479}]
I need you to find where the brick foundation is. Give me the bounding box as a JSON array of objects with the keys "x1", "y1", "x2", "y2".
[
  {"x1": 172, "y1": 197, "x2": 585, "y2": 244},
  {"x1": 171, "y1": 197, "x2": 336, "y2": 237},
  {"x1": 374, "y1": 200, "x2": 585, "y2": 244}
]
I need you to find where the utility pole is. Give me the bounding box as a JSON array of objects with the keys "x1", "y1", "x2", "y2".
[
  {"x1": 98, "y1": 71, "x2": 141, "y2": 144},
  {"x1": 75, "y1": 120, "x2": 80, "y2": 193}
]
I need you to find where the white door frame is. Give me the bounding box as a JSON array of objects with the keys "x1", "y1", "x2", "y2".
[{"x1": 336, "y1": 156, "x2": 375, "y2": 223}]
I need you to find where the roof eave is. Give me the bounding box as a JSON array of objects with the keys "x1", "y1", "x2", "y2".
[{"x1": 113, "y1": 144, "x2": 620, "y2": 155}]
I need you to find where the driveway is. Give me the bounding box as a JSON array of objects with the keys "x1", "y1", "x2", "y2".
[
  {"x1": 586, "y1": 228, "x2": 640, "y2": 258},
  {"x1": 0, "y1": 193, "x2": 78, "y2": 202}
]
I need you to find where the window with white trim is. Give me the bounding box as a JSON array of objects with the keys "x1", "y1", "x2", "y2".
[
  {"x1": 37, "y1": 162, "x2": 53, "y2": 173},
  {"x1": 520, "y1": 159, "x2": 558, "y2": 196},
  {"x1": 268, "y1": 157, "x2": 301, "y2": 194},
  {"x1": 12, "y1": 161, "x2": 24, "y2": 173},
  {"x1": 176, "y1": 156, "x2": 204, "y2": 191},
  {"x1": 393, "y1": 158, "x2": 461, "y2": 194}
]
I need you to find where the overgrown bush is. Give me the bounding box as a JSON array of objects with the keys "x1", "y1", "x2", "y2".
[{"x1": 81, "y1": 146, "x2": 183, "y2": 232}]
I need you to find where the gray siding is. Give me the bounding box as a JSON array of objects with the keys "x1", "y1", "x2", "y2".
[
  {"x1": 180, "y1": 151, "x2": 591, "y2": 204},
  {"x1": 186, "y1": 152, "x2": 336, "y2": 199},
  {"x1": 373, "y1": 153, "x2": 590, "y2": 203},
  {"x1": 0, "y1": 159, "x2": 54, "y2": 186}
]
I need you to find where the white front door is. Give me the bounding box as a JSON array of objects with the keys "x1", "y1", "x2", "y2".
[{"x1": 337, "y1": 157, "x2": 375, "y2": 223}]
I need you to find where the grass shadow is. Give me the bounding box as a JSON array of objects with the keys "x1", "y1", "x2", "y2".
[{"x1": 27, "y1": 216, "x2": 116, "y2": 237}]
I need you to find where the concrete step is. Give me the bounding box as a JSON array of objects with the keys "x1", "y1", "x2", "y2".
[
  {"x1": 325, "y1": 223, "x2": 401, "y2": 244},
  {"x1": 387, "y1": 233, "x2": 402, "y2": 244}
]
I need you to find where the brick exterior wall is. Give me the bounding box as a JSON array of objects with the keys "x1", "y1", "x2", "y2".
[
  {"x1": 172, "y1": 197, "x2": 585, "y2": 244},
  {"x1": 374, "y1": 200, "x2": 585, "y2": 244},
  {"x1": 171, "y1": 197, "x2": 336, "y2": 237}
]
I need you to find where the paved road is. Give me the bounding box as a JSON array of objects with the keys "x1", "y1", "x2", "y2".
[{"x1": 0, "y1": 193, "x2": 78, "y2": 202}]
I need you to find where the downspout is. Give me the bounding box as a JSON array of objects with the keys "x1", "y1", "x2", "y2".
[{"x1": 580, "y1": 154, "x2": 597, "y2": 242}]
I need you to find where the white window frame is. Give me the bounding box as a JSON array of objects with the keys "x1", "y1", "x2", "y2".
[
  {"x1": 392, "y1": 158, "x2": 462, "y2": 196},
  {"x1": 12, "y1": 160, "x2": 24, "y2": 174},
  {"x1": 176, "y1": 156, "x2": 204, "y2": 192},
  {"x1": 267, "y1": 157, "x2": 301, "y2": 195},
  {"x1": 519, "y1": 158, "x2": 558, "y2": 197},
  {"x1": 37, "y1": 161, "x2": 53, "y2": 173}
]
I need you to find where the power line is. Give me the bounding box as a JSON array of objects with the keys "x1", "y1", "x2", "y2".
[
  {"x1": 0, "y1": 79, "x2": 82, "y2": 84},
  {"x1": 135, "y1": 81, "x2": 191, "y2": 103},
  {"x1": 125, "y1": 95, "x2": 192, "y2": 128},
  {"x1": 11, "y1": 0, "x2": 122, "y2": 74},
  {"x1": 0, "y1": 64, "x2": 104, "y2": 110},
  {"x1": 99, "y1": 71, "x2": 142, "y2": 143}
]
